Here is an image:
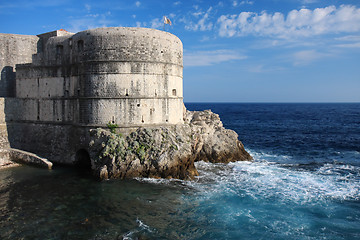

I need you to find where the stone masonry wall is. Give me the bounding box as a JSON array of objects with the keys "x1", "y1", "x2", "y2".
[
  {"x1": 14, "y1": 27, "x2": 184, "y2": 128},
  {"x1": 0, "y1": 33, "x2": 38, "y2": 97}
]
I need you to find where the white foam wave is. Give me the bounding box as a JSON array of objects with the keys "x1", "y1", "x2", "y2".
[
  {"x1": 136, "y1": 218, "x2": 152, "y2": 232},
  {"x1": 135, "y1": 177, "x2": 173, "y2": 185},
  {"x1": 134, "y1": 176, "x2": 192, "y2": 190},
  {"x1": 122, "y1": 218, "x2": 153, "y2": 240},
  {"x1": 134, "y1": 149, "x2": 360, "y2": 204},
  {"x1": 193, "y1": 160, "x2": 360, "y2": 203},
  {"x1": 246, "y1": 149, "x2": 292, "y2": 163}
]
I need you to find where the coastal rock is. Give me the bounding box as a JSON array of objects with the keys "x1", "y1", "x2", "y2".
[
  {"x1": 0, "y1": 147, "x2": 52, "y2": 169},
  {"x1": 89, "y1": 125, "x2": 198, "y2": 180},
  {"x1": 8, "y1": 148, "x2": 53, "y2": 169},
  {"x1": 89, "y1": 110, "x2": 252, "y2": 180},
  {"x1": 186, "y1": 110, "x2": 252, "y2": 163}
]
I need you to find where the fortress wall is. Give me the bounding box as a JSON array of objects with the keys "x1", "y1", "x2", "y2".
[
  {"x1": 5, "y1": 122, "x2": 76, "y2": 163},
  {"x1": 5, "y1": 98, "x2": 75, "y2": 124},
  {"x1": 81, "y1": 74, "x2": 182, "y2": 98},
  {"x1": 0, "y1": 33, "x2": 38, "y2": 97},
  {"x1": 77, "y1": 98, "x2": 183, "y2": 126},
  {"x1": 15, "y1": 63, "x2": 183, "y2": 99},
  {"x1": 72, "y1": 28, "x2": 182, "y2": 65},
  {"x1": 6, "y1": 97, "x2": 183, "y2": 126},
  {"x1": 0, "y1": 98, "x2": 9, "y2": 149},
  {"x1": 3, "y1": 28, "x2": 185, "y2": 164},
  {"x1": 13, "y1": 28, "x2": 184, "y2": 128},
  {"x1": 14, "y1": 71, "x2": 183, "y2": 126},
  {"x1": 83, "y1": 62, "x2": 182, "y2": 77},
  {"x1": 74, "y1": 28, "x2": 184, "y2": 126},
  {"x1": 16, "y1": 77, "x2": 67, "y2": 98}
]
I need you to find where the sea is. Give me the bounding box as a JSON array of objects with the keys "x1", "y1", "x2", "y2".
[{"x1": 0, "y1": 103, "x2": 359, "y2": 240}]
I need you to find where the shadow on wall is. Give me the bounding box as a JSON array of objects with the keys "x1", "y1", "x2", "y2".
[
  {"x1": 3, "y1": 94, "x2": 93, "y2": 167},
  {"x1": 0, "y1": 66, "x2": 16, "y2": 98},
  {"x1": 0, "y1": 34, "x2": 94, "y2": 168}
]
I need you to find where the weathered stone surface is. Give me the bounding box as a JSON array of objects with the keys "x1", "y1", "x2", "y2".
[
  {"x1": 0, "y1": 149, "x2": 16, "y2": 169},
  {"x1": 90, "y1": 109, "x2": 252, "y2": 180},
  {"x1": 0, "y1": 33, "x2": 38, "y2": 97},
  {"x1": 185, "y1": 110, "x2": 252, "y2": 163},
  {"x1": 89, "y1": 124, "x2": 198, "y2": 180},
  {"x1": 8, "y1": 148, "x2": 53, "y2": 169}
]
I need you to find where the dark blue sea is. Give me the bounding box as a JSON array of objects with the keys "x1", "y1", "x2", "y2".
[{"x1": 0, "y1": 103, "x2": 359, "y2": 239}]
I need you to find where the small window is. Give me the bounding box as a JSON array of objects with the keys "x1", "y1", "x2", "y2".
[
  {"x1": 77, "y1": 40, "x2": 84, "y2": 51},
  {"x1": 172, "y1": 89, "x2": 177, "y2": 96},
  {"x1": 56, "y1": 45, "x2": 63, "y2": 56}
]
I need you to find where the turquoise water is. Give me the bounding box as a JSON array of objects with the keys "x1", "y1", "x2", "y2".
[{"x1": 0, "y1": 103, "x2": 359, "y2": 239}]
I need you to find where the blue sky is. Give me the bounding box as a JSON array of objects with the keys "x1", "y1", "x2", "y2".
[{"x1": 1, "y1": 0, "x2": 359, "y2": 102}]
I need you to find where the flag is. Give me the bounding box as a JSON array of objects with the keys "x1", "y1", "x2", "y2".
[{"x1": 164, "y1": 16, "x2": 172, "y2": 26}]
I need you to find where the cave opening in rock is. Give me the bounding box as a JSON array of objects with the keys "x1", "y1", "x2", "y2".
[{"x1": 75, "y1": 149, "x2": 91, "y2": 171}]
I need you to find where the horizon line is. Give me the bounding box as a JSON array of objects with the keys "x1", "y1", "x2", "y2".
[{"x1": 184, "y1": 102, "x2": 360, "y2": 104}]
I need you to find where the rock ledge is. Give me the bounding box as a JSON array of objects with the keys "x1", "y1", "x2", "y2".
[{"x1": 89, "y1": 110, "x2": 252, "y2": 180}]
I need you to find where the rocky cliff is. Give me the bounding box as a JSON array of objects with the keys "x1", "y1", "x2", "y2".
[{"x1": 89, "y1": 110, "x2": 252, "y2": 180}]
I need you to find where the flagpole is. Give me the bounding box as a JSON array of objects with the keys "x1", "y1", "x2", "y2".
[{"x1": 163, "y1": 16, "x2": 165, "y2": 31}]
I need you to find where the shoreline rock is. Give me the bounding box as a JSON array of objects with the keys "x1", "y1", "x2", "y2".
[
  {"x1": 90, "y1": 110, "x2": 252, "y2": 180},
  {"x1": 9, "y1": 148, "x2": 53, "y2": 169},
  {"x1": 0, "y1": 148, "x2": 53, "y2": 170}
]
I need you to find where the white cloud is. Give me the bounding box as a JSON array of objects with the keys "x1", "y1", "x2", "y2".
[
  {"x1": 232, "y1": 0, "x2": 254, "y2": 7},
  {"x1": 247, "y1": 64, "x2": 276, "y2": 73},
  {"x1": 150, "y1": 18, "x2": 163, "y2": 29},
  {"x1": 135, "y1": 1, "x2": 141, "y2": 7},
  {"x1": 335, "y1": 42, "x2": 360, "y2": 48},
  {"x1": 240, "y1": 1, "x2": 254, "y2": 6},
  {"x1": 192, "y1": 10, "x2": 204, "y2": 17},
  {"x1": 134, "y1": 21, "x2": 147, "y2": 28},
  {"x1": 301, "y1": 0, "x2": 318, "y2": 4},
  {"x1": 292, "y1": 50, "x2": 331, "y2": 66},
  {"x1": 199, "y1": 36, "x2": 210, "y2": 42},
  {"x1": 85, "y1": 4, "x2": 91, "y2": 12},
  {"x1": 173, "y1": 1, "x2": 181, "y2": 6},
  {"x1": 335, "y1": 35, "x2": 360, "y2": 42},
  {"x1": 183, "y1": 7, "x2": 214, "y2": 31},
  {"x1": 334, "y1": 35, "x2": 360, "y2": 48},
  {"x1": 217, "y1": 5, "x2": 360, "y2": 39},
  {"x1": 68, "y1": 12, "x2": 112, "y2": 33},
  {"x1": 184, "y1": 50, "x2": 247, "y2": 67}
]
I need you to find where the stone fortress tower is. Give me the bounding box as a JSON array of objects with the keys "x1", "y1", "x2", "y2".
[{"x1": 0, "y1": 27, "x2": 184, "y2": 164}]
